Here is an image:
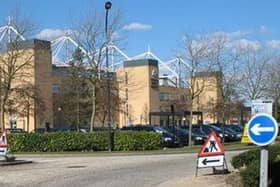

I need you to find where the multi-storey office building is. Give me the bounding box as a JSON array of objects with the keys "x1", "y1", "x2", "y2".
[
  {"x1": 0, "y1": 39, "x2": 53, "y2": 131},
  {"x1": 0, "y1": 39, "x2": 222, "y2": 131},
  {"x1": 117, "y1": 59, "x2": 222, "y2": 128}
]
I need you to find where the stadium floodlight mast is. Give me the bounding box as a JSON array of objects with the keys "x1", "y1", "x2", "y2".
[
  {"x1": 0, "y1": 17, "x2": 25, "y2": 44},
  {"x1": 105, "y1": 1, "x2": 113, "y2": 152},
  {"x1": 51, "y1": 34, "x2": 88, "y2": 66}
]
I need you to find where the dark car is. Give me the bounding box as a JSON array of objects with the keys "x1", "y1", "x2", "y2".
[
  {"x1": 33, "y1": 128, "x2": 47, "y2": 133},
  {"x1": 121, "y1": 125, "x2": 180, "y2": 147},
  {"x1": 161, "y1": 126, "x2": 188, "y2": 145},
  {"x1": 224, "y1": 126, "x2": 242, "y2": 141},
  {"x1": 210, "y1": 124, "x2": 242, "y2": 141},
  {"x1": 48, "y1": 127, "x2": 77, "y2": 132},
  {"x1": 188, "y1": 126, "x2": 208, "y2": 144},
  {"x1": 190, "y1": 125, "x2": 228, "y2": 142},
  {"x1": 228, "y1": 124, "x2": 243, "y2": 134},
  {"x1": 6, "y1": 128, "x2": 25, "y2": 134},
  {"x1": 208, "y1": 124, "x2": 240, "y2": 142},
  {"x1": 174, "y1": 126, "x2": 208, "y2": 145}
]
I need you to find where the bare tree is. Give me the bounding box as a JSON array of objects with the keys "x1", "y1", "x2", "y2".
[
  {"x1": 73, "y1": 8, "x2": 123, "y2": 131},
  {"x1": 53, "y1": 48, "x2": 92, "y2": 130},
  {"x1": 238, "y1": 47, "x2": 272, "y2": 100},
  {"x1": 180, "y1": 34, "x2": 213, "y2": 146},
  {"x1": 0, "y1": 15, "x2": 39, "y2": 131},
  {"x1": 265, "y1": 56, "x2": 280, "y2": 120},
  {"x1": 207, "y1": 34, "x2": 242, "y2": 125}
]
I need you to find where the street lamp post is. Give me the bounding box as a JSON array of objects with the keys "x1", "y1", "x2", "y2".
[
  {"x1": 105, "y1": 1, "x2": 112, "y2": 152},
  {"x1": 171, "y1": 105, "x2": 175, "y2": 135}
]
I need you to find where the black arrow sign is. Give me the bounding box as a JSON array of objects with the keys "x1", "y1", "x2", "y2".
[{"x1": 202, "y1": 158, "x2": 220, "y2": 165}]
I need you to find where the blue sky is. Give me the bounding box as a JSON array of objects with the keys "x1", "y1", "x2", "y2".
[{"x1": 1, "y1": 0, "x2": 280, "y2": 59}]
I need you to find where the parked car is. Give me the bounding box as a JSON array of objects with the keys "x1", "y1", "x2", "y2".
[
  {"x1": 208, "y1": 124, "x2": 240, "y2": 141},
  {"x1": 227, "y1": 124, "x2": 243, "y2": 134},
  {"x1": 32, "y1": 128, "x2": 47, "y2": 133},
  {"x1": 48, "y1": 127, "x2": 77, "y2": 132},
  {"x1": 186, "y1": 126, "x2": 208, "y2": 144},
  {"x1": 6, "y1": 128, "x2": 25, "y2": 134},
  {"x1": 224, "y1": 126, "x2": 242, "y2": 141},
  {"x1": 210, "y1": 124, "x2": 242, "y2": 141},
  {"x1": 189, "y1": 125, "x2": 227, "y2": 141},
  {"x1": 172, "y1": 126, "x2": 207, "y2": 145},
  {"x1": 161, "y1": 126, "x2": 188, "y2": 145},
  {"x1": 121, "y1": 125, "x2": 180, "y2": 147}
]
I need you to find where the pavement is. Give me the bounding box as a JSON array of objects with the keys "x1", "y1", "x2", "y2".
[{"x1": 158, "y1": 175, "x2": 231, "y2": 187}]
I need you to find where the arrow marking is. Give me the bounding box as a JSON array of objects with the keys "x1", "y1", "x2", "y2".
[
  {"x1": 202, "y1": 158, "x2": 220, "y2": 165},
  {"x1": 251, "y1": 123, "x2": 274, "y2": 136}
]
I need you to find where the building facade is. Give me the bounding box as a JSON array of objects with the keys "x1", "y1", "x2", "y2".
[
  {"x1": 116, "y1": 59, "x2": 221, "y2": 127},
  {"x1": 0, "y1": 39, "x2": 222, "y2": 131},
  {"x1": 0, "y1": 39, "x2": 53, "y2": 131}
]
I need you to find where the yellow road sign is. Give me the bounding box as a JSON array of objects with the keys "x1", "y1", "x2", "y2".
[{"x1": 241, "y1": 123, "x2": 251, "y2": 144}]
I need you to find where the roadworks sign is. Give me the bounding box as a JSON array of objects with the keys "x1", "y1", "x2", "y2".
[
  {"x1": 198, "y1": 131, "x2": 224, "y2": 157},
  {"x1": 241, "y1": 123, "x2": 251, "y2": 144},
  {"x1": 197, "y1": 155, "x2": 224, "y2": 168},
  {"x1": 0, "y1": 130, "x2": 8, "y2": 156},
  {"x1": 196, "y1": 131, "x2": 228, "y2": 174}
]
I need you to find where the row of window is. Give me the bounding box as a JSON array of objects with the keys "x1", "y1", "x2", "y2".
[
  {"x1": 53, "y1": 84, "x2": 188, "y2": 104},
  {"x1": 159, "y1": 92, "x2": 187, "y2": 102},
  {"x1": 159, "y1": 119, "x2": 188, "y2": 126}
]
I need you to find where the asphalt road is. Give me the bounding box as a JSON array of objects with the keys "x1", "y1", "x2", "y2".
[{"x1": 0, "y1": 151, "x2": 242, "y2": 187}]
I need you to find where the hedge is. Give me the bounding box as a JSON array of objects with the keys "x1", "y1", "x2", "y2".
[
  {"x1": 8, "y1": 131, "x2": 162, "y2": 152},
  {"x1": 231, "y1": 144, "x2": 280, "y2": 187}
]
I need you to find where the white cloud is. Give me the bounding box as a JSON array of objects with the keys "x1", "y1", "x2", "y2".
[
  {"x1": 259, "y1": 25, "x2": 270, "y2": 34},
  {"x1": 111, "y1": 32, "x2": 120, "y2": 40},
  {"x1": 230, "y1": 39, "x2": 261, "y2": 50},
  {"x1": 36, "y1": 29, "x2": 74, "y2": 40},
  {"x1": 267, "y1": 40, "x2": 280, "y2": 48},
  {"x1": 209, "y1": 30, "x2": 251, "y2": 39},
  {"x1": 228, "y1": 30, "x2": 251, "y2": 38},
  {"x1": 123, "y1": 22, "x2": 152, "y2": 31}
]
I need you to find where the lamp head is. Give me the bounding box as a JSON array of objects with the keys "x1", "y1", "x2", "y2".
[{"x1": 105, "y1": 1, "x2": 112, "y2": 10}]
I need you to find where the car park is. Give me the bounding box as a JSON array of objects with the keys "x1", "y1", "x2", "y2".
[
  {"x1": 6, "y1": 128, "x2": 25, "y2": 134},
  {"x1": 210, "y1": 124, "x2": 242, "y2": 141},
  {"x1": 227, "y1": 124, "x2": 243, "y2": 134},
  {"x1": 189, "y1": 125, "x2": 230, "y2": 142},
  {"x1": 174, "y1": 126, "x2": 208, "y2": 145},
  {"x1": 187, "y1": 126, "x2": 208, "y2": 144},
  {"x1": 208, "y1": 124, "x2": 241, "y2": 141},
  {"x1": 32, "y1": 128, "x2": 47, "y2": 133},
  {"x1": 121, "y1": 125, "x2": 180, "y2": 147},
  {"x1": 161, "y1": 126, "x2": 188, "y2": 145}
]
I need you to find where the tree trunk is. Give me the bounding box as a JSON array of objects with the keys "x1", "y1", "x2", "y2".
[
  {"x1": 27, "y1": 100, "x2": 30, "y2": 132},
  {"x1": 221, "y1": 104, "x2": 226, "y2": 144},
  {"x1": 0, "y1": 101, "x2": 4, "y2": 131},
  {"x1": 188, "y1": 101, "x2": 193, "y2": 147},
  {"x1": 90, "y1": 85, "x2": 96, "y2": 132},
  {"x1": 274, "y1": 99, "x2": 279, "y2": 121},
  {"x1": 76, "y1": 91, "x2": 80, "y2": 131}
]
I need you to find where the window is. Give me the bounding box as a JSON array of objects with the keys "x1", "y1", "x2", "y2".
[
  {"x1": 125, "y1": 88, "x2": 128, "y2": 100},
  {"x1": 125, "y1": 72, "x2": 128, "y2": 85},
  {"x1": 52, "y1": 84, "x2": 60, "y2": 93},
  {"x1": 180, "y1": 95, "x2": 185, "y2": 102},
  {"x1": 159, "y1": 92, "x2": 170, "y2": 101}
]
